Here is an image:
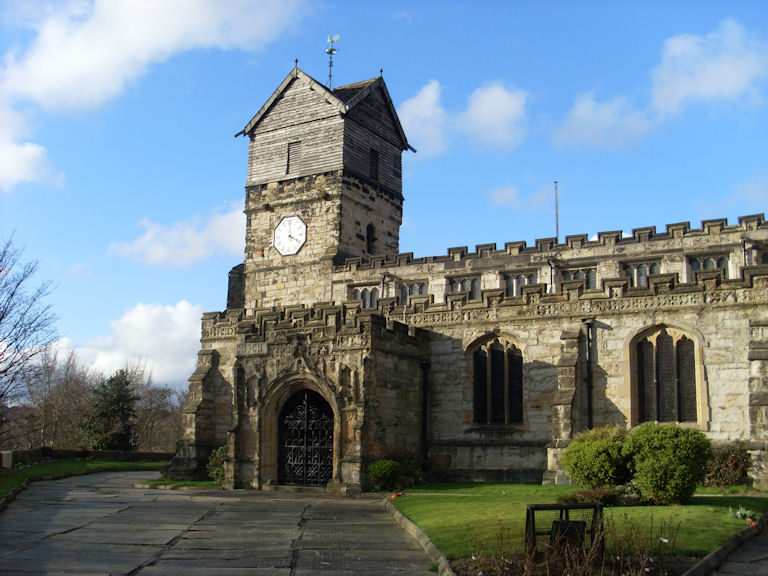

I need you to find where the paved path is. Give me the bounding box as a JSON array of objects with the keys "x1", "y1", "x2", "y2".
[
  {"x1": 711, "y1": 524, "x2": 768, "y2": 576},
  {"x1": 0, "y1": 471, "x2": 436, "y2": 576}
]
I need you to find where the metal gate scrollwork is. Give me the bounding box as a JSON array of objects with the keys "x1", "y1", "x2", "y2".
[{"x1": 278, "y1": 389, "x2": 333, "y2": 486}]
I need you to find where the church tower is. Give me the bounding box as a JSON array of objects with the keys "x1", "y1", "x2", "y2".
[{"x1": 236, "y1": 66, "x2": 413, "y2": 309}]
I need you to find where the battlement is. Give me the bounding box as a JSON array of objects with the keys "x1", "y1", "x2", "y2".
[
  {"x1": 334, "y1": 213, "x2": 767, "y2": 272},
  {"x1": 203, "y1": 262, "x2": 768, "y2": 342}
]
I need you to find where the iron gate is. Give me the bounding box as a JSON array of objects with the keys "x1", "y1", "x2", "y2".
[{"x1": 278, "y1": 390, "x2": 333, "y2": 486}]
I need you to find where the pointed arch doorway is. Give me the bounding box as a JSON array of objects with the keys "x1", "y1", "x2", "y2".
[{"x1": 278, "y1": 389, "x2": 334, "y2": 486}]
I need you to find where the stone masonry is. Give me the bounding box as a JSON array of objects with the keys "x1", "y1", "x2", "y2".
[{"x1": 170, "y1": 65, "x2": 768, "y2": 492}]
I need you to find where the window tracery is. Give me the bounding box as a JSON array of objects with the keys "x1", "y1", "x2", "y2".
[
  {"x1": 471, "y1": 338, "x2": 523, "y2": 425},
  {"x1": 689, "y1": 255, "x2": 729, "y2": 279},
  {"x1": 633, "y1": 327, "x2": 697, "y2": 424},
  {"x1": 623, "y1": 261, "x2": 661, "y2": 288}
]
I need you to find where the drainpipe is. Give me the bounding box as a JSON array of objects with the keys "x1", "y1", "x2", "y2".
[
  {"x1": 547, "y1": 259, "x2": 555, "y2": 294},
  {"x1": 582, "y1": 318, "x2": 594, "y2": 429},
  {"x1": 420, "y1": 360, "x2": 430, "y2": 465}
]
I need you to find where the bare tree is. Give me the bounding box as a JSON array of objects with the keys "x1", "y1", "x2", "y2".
[
  {"x1": 19, "y1": 350, "x2": 96, "y2": 448},
  {"x1": 0, "y1": 237, "x2": 57, "y2": 404}
]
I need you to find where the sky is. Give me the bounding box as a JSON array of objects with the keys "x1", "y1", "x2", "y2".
[{"x1": 1, "y1": 0, "x2": 767, "y2": 389}]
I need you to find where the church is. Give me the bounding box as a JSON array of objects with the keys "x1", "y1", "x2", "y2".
[{"x1": 169, "y1": 66, "x2": 768, "y2": 492}]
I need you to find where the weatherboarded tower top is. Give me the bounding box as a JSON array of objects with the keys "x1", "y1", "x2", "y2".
[{"x1": 236, "y1": 67, "x2": 413, "y2": 309}]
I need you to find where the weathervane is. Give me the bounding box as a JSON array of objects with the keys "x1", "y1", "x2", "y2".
[{"x1": 326, "y1": 34, "x2": 340, "y2": 89}]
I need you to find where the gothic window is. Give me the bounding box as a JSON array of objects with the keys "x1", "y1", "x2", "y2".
[
  {"x1": 287, "y1": 141, "x2": 301, "y2": 175},
  {"x1": 472, "y1": 339, "x2": 523, "y2": 425},
  {"x1": 689, "y1": 255, "x2": 729, "y2": 279},
  {"x1": 352, "y1": 287, "x2": 378, "y2": 309},
  {"x1": 563, "y1": 268, "x2": 597, "y2": 289},
  {"x1": 470, "y1": 278, "x2": 481, "y2": 300},
  {"x1": 634, "y1": 328, "x2": 698, "y2": 424},
  {"x1": 624, "y1": 261, "x2": 661, "y2": 288},
  {"x1": 400, "y1": 282, "x2": 427, "y2": 305},
  {"x1": 505, "y1": 272, "x2": 538, "y2": 297},
  {"x1": 369, "y1": 148, "x2": 379, "y2": 182},
  {"x1": 366, "y1": 223, "x2": 375, "y2": 254},
  {"x1": 450, "y1": 277, "x2": 481, "y2": 299}
]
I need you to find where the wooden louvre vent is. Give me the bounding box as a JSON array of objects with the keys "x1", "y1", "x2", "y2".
[{"x1": 287, "y1": 141, "x2": 301, "y2": 175}]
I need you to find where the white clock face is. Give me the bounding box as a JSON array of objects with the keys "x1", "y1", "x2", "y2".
[{"x1": 273, "y1": 215, "x2": 307, "y2": 256}]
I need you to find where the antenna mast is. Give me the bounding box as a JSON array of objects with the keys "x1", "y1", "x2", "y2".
[
  {"x1": 326, "y1": 34, "x2": 340, "y2": 89},
  {"x1": 554, "y1": 180, "x2": 559, "y2": 243}
]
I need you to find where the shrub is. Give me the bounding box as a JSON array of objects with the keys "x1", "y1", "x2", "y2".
[
  {"x1": 561, "y1": 425, "x2": 630, "y2": 489},
  {"x1": 556, "y1": 487, "x2": 618, "y2": 505},
  {"x1": 206, "y1": 446, "x2": 227, "y2": 486},
  {"x1": 705, "y1": 444, "x2": 753, "y2": 488},
  {"x1": 367, "y1": 459, "x2": 403, "y2": 491},
  {"x1": 623, "y1": 423, "x2": 711, "y2": 504}
]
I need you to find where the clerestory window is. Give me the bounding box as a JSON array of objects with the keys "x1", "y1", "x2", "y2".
[
  {"x1": 623, "y1": 261, "x2": 661, "y2": 288},
  {"x1": 689, "y1": 255, "x2": 729, "y2": 279},
  {"x1": 563, "y1": 268, "x2": 598, "y2": 289},
  {"x1": 352, "y1": 287, "x2": 379, "y2": 309},
  {"x1": 505, "y1": 273, "x2": 538, "y2": 297},
  {"x1": 450, "y1": 277, "x2": 481, "y2": 300}
]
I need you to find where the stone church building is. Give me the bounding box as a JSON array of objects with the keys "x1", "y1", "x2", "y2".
[{"x1": 170, "y1": 66, "x2": 768, "y2": 492}]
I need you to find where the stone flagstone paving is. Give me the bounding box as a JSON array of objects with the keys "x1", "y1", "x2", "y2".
[{"x1": 0, "y1": 471, "x2": 436, "y2": 576}]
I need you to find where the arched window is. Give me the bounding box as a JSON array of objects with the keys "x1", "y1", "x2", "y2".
[
  {"x1": 505, "y1": 274, "x2": 537, "y2": 297},
  {"x1": 370, "y1": 287, "x2": 378, "y2": 308},
  {"x1": 352, "y1": 289, "x2": 361, "y2": 300},
  {"x1": 400, "y1": 285, "x2": 408, "y2": 305},
  {"x1": 689, "y1": 255, "x2": 729, "y2": 279},
  {"x1": 470, "y1": 278, "x2": 481, "y2": 300},
  {"x1": 563, "y1": 268, "x2": 597, "y2": 289},
  {"x1": 634, "y1": 327, "x2": 698, "y2": 423},
  {"x1": 361, "y1": 288, "x2": 371, "y2": 309},
  {"x1": 716, "y1": 257, "x2": 729, "y2": 279},
  {"x1": 624, "y1": 261, "x2": 661, "y2": 287},
  {"x1": 472, "y1": 339, "x2": 523, "y2": 425},
  {"x1": 762, "y1": 253, "x2": 768, "y2": 265}
]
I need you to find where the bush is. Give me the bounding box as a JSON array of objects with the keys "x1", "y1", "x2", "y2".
[
  {"x1": 561, "y1": 425, "x2": 631, "y2": 489},
  {"x1": 206, "y1": 446, "x2": 227, "y2": 486},
  {"x1": 367, "y1": 459, "x2": 403, "y2": 491},
  {"x1": 705, "y1": 444, "x2": 753, "y2": 488},
  {"x1": 623, "y1": 423, "x2": 711, "y2": 504},
  {"x1": 556, "y1": 487, "x2": 618, "y2": 505}
]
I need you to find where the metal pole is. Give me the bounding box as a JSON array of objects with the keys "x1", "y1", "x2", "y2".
[{"x1": 555, "y1": 181, "x2": 559, "y2": 243}]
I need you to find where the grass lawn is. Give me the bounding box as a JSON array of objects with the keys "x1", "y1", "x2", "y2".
[
  {"x1": 0, "y1": 460, "x2": 167, "y2": 499},
  {"x1": 393, "y1": 483, "x2": 768, "y2": 560}
]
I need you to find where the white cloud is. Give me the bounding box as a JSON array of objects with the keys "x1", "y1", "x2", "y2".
[
  {"x1": 61, "y1": 300, "x2": 203, "y2": 387},
  {"x1": 458, "y1": 83, "x2": 527, "y2": 149},
  {"x1": 108, "y1": 202, "x2": 245, "y2": 267},
  {"x1": 0, "y1": 0, "x2": 304, "y2": 193},
  {"x1": 398, "y1": 80, "x2": 448, "y2": 157},
  {"x1": 0, "y1": 139, "x2": 62, "y2": 193},
  {"x1": 1, "y1": 0, "x2": 305, "y2": 110},
  {"x1": 651, "y1": 18, "x2": 768, "y2": 116},
  {"x1": 0, "y1": 98, "x2": 64, "y2": 192},
  {"x1": 699, "y1": 172, "x2": 768, "y2": 216},
  {"x1": 489, "y1": 184, "x2": 552, "y2": 211},
  {"x1": 554, "y1": 92, "x2": 653, "y2": 149}
]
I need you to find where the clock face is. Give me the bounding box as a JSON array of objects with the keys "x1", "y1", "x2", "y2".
[{"x1": 273, "y1": 215, "x2": 307, "y2": 256}]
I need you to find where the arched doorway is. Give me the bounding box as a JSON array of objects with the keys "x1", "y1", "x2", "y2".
[{"x1": 278, "y1": 389, "x2": 334, "y2": 486}]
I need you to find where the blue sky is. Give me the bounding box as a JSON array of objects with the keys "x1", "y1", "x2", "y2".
[{"x1": 1, "y1": 1, "x2": 766, "y2": 388}]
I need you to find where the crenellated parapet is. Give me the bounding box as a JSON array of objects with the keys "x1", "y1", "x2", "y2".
[{"x1": 334, "y1": 213, "x2": 767, "y2": 273}]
